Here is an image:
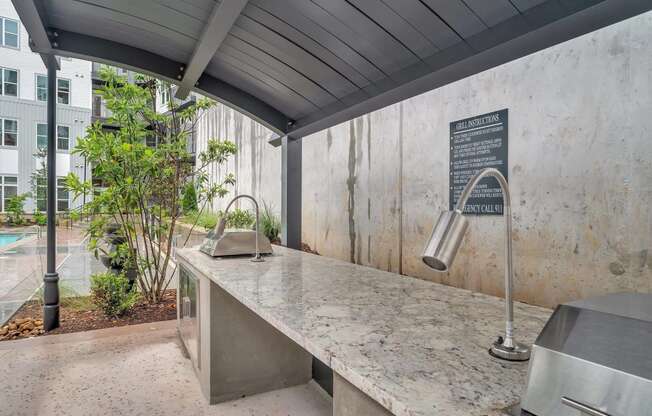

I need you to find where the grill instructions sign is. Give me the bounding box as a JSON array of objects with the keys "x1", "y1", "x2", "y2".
[{"x1": 449, "y1": 109, "x2": 508, "y2": 215}]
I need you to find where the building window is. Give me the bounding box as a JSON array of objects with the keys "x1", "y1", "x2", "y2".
[
  {"x1": 92, "y1": 95, "x2": 102, "y2": 117},
  {"x1": 160, "y1": 88, "x2": 169, "y2": 106},
  {"x1": 57, "y1": 79, "x2": 70, "y2": 104},
  {"x1": 1, "y1": 67, "x2": 17, "y2": 96},
  {"x1": 36, "y1": 177, "x2": 69, "y2": 212},
  {"x1": 36, "y1": 123, "x2": 47, "y2": 150},
  {"x1": 57, "y1": 178, "x2": 69, "y2": 211},
  {"x1": 0, "y1": 176, "x2": 18, "y2": 212},
  {"x1": 1, "y1": 118, "x2": 18, "y2": 146},
  {"x1": 36, "y1": 75, "x2": 47, "y2": 101},
  {"x1": 1, "y1": 17, "x2": 19, "y2": 48},
  {"x1": 36, "y1": 76, "x2": 71, "y2": 104},
  {"x1": 145, "y1": 135, "x2": 158, "y2": 148},
  {"x1": 57, "y1": 125, "x2": 70, "y2": 150},
  {"x1": 37, "y1": 123, "x2": 70, "y2": 151}
]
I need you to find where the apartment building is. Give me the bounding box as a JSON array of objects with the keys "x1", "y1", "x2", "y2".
[{"x1": 0, "y1": 0, "x2": 91, "y2": 214}]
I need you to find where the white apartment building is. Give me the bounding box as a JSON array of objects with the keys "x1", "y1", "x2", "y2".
[{"x1": 0, "y1": 0, "x2": 91, "y2": 214}]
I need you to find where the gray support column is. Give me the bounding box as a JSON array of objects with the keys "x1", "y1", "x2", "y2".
[
  {"x1": 281, "y1": 136, "x2": 301, "y2": 249},
  {"x1": 333, "y1": 373, "x2": 392, "y2": 416},
  {"x1": 43, "y1": 55, "x2": 60, "y2": 331}
]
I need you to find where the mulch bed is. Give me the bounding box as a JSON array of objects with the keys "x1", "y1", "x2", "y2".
[{"x1": 1, "y1": 289, "x2": 176, "y2": 341}]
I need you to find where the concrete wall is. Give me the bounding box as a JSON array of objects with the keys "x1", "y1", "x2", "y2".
[
  {"x1": 302, "y1": 12, "x2": 652, "y2": 308},
  {"x1": 195, "y1": 103, "x2": 281, "y2": 216}
]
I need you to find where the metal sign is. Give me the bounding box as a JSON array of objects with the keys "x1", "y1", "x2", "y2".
[{"x1": 449, "y1": 109, "x2": 508, "y2": 215}]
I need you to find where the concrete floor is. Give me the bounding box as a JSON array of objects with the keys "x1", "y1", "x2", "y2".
[
  {"x1": 0, "y1": 320, "x2": 332, "y2": 416},
  {"x1": 0, "y1": 227, "x2": 92, "y2": 325}
]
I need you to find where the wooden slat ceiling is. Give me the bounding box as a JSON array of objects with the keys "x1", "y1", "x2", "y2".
[{"x1": 27, "y1": 0, "x2": 652, "y2": 137}]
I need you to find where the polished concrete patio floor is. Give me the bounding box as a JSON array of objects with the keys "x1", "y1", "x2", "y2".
[
  {"x1": 0, "y1": 320, "x2": 332, "y2": 416},
  {"x1": 0, "y1": 227, "x2": 105, "y2": 325}
]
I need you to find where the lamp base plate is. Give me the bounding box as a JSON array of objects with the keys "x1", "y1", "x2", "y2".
[{"x1": 489, "y1": 340, "x2": 531, "y2": 361}]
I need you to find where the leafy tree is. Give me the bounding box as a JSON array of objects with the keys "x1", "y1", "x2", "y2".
[
  {"x1": 67, "y1": 68, "x2": 236, "y2": 303},
  {"x1": 30, "y1": 148, "x2": 47, "y2": 212}
]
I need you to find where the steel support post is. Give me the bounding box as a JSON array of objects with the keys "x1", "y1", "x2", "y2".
[
  {"x1": 281, "y1": 136, "x2": 301, "y2": 250},
  {"x1": 43, "y1": 55, "x2": 60, "y2": 331}
]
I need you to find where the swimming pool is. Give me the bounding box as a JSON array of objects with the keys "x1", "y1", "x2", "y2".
[{"x1": 0, "y1": 234, "x2": 22, "y2": 248}]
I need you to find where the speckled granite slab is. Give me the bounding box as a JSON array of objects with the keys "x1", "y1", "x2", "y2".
[{"x1": 177, "y1": 246, "x2": 551, "y2": 416}]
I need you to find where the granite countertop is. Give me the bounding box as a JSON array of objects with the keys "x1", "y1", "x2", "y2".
[{"x1": 177, "y1": 246, "x2": 551, "y2": 416}]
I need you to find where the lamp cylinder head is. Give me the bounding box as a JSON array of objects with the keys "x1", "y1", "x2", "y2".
[{"x1": 421, "y1": 210, "x2": 469, "y2": 272}]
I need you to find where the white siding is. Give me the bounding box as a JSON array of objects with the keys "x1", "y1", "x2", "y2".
[{"x1": 0, "y1": 1, "x2": 91, "y2": 108}]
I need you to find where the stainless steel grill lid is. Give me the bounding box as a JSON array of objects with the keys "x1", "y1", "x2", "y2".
[{"x1": 521, "y1": 293, "x2": 652, "y2": 416}]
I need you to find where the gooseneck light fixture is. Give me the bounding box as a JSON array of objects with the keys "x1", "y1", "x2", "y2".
[{"x1": 422, "y1": 168, "x2": 530, "y2": 361}]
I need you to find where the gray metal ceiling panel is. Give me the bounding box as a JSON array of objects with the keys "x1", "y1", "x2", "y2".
[
  {"x1": 346, "y1": 0, "x2": 439, "y2": 59},
  {"x1": 151, "y1": 0, "x2": 218, "y2": 20},
  {"x1": 380, "y1": 0, "x2": 462, "y2": 50},
  {"x1": 206, "y1": 59, "x2": 312, "y2": 120},
  {"x1": 209, "y1": 56, "x2": 319, "y2": 115},
  {"x1": 311, "y1": 0, "x2": 420, "y2": 65},
  {"x1": 421, "y1": 0, "x2": 488, "y2": 38},
  {"x1": 46, "y1": 11, "x2": 195, "y2": 63},
  {"x1": 241, "y1": 4, "x2": 371, "y2": 88},
  {"x1": 274, "y1": 0, "x2": 397, "y2": 75},
  {"x1": 218, "y1": 41, "x2": 337, "y2": 108},
  {"x1": 250, "y1": 0, "x2": 386, "y2": 82},
  {"x1": 55, "y1": 0, "x2": 206, "y2": 39},
  {"x1": 462, "y1": 0, "x2": 520, "y2": 27},
  {"x1": 510, "y1": 0, "x2": 550, "y2": 13},
  {"x1": 230, "y1": 17, "x2": 359, "y2": 98}
]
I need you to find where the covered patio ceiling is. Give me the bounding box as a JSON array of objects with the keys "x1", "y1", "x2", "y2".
[{"x1": 13, "y1": 0, "x2": 652, "y2": 143}]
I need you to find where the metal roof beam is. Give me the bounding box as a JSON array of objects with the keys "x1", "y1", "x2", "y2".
[
  {"x1": 176, "y1": 0, "x2": 249, "y2": 99},
  {"x1": 49, "y1": 29, "x2": 289, "y2": 134},
  {"x1": 10, "y1": 0, "x2": 59, "y2": 69}
]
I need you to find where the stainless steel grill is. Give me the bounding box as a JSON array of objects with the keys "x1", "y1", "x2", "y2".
[{"x1": 521, "y1": 292, "x2": 652, "y2": 416}]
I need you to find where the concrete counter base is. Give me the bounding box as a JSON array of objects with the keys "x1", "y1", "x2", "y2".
[{"x1": 189, "y1": 272, "x2": 313, "y2": 403}]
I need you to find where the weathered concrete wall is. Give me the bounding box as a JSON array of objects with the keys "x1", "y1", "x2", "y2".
[
  {"x1": 302, "y1": 12, "x2": 652, "y2": 308},
  {"x1": 195, "y1": 103, "x2": 281, "y2": 216}
]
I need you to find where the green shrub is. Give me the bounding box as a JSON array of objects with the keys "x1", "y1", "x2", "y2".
[
  {"x1": 5, "y1": 194, "x2": 28, "y2": 225},
  {"x1": 181, "y1": 210, "x2": 220, "y2": 231},
  {"x1": 33, "y1": 210, "x2": 47, "y2": 226},
  {"x1": 181, "y1": 208, "x2": 255, "y2": 231},
  {"x1": 226, "y1": 208, "x2": 255, "y2": 229},
  {"x1": 181, "y1": 182, "x2": 198, "y2": 213},
  {"x1": 260, "y1": 202, "x2": 281, "y2": 242},
  {"x1": 90, "y1": 272, "x2": 139, "y2": 318}
]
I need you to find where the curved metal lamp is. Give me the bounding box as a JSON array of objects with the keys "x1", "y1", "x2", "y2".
[
  {"x1": 218, "y1": 194, "x2": 264, "y2": 262},
  {"x1": 422, "y1": 168, "x2": 530, "y2": 361}
]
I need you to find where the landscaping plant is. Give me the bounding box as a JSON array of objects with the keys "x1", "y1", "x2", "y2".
[
  {"x1": 33, "y1": 210, "x2": 47, "y2": 226},
  {"x1": 5, "y1": 193, "x2": 29, "y2": 225},
  {"x1": 225, "y1": 208, "x2": 256, "y2": 229},
  {"x1": 66, "y1": 68, "x2": 237, "y2": 303},
  {"x1": 90, "y1": 272, "x2": 139, "y2": 318},
  {"x1": 181, "y1": 181, "x2": 198, "y2": 214},
  {"x1": 260, "y1": 202, "x2": 281, "y2": 243}
]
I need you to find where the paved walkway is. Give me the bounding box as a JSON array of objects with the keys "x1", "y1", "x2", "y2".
[
  {"x1": 0, "y1": 320, "x2": 331, "y2": 416},
  {"x1": 0, "y1": 227, "x2": 105, "y2": 325}
]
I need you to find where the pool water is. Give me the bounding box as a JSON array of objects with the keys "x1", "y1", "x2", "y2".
[{"x1": 0, "y1": 234, "x2": 22, "y2": 248}]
